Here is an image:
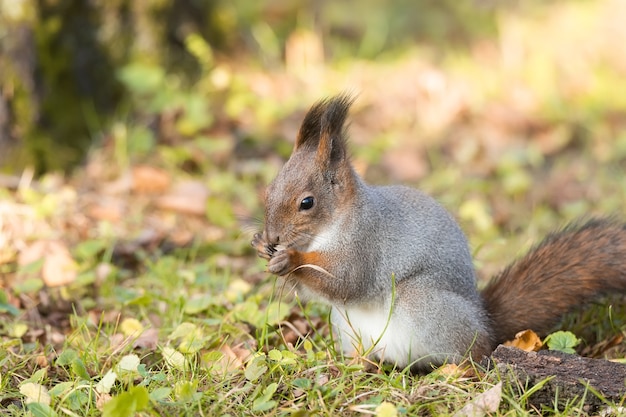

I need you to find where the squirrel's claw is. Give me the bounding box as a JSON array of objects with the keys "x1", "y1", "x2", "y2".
[
  {"x1": 251, "y1": 232, "x2": 273, "y2": 260},
  {"x1": 268, "y1": 249, "x2": 293, "y2": 276}
]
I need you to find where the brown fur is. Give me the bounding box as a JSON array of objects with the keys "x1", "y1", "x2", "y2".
[
  {"x1": 482, "y1": 218, "x2": 626, "y2": 348},
  {"x1": 275, "y1": 250, "x2": 336, "y2": 295}
]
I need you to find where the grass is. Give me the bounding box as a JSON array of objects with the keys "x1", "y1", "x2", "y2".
[
  {"x1": 2, "y1": 0, "x2": 626, "y2": 415},
  {"x1": 3, "y1": 154, "x2": 626, "y2": 417}
]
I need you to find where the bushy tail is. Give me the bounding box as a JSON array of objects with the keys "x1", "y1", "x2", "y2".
[{"x1": 481, "y1": 218, "x2": 626, "y2": 348}]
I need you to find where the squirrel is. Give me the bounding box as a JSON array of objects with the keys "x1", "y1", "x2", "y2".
[{"x1": 251, "y1": 94, "x2": 626, "y2": 372}]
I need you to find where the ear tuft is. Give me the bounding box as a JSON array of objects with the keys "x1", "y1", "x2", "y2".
[{"x1": 294, "y1": 94, "x2": 355, "y2": 154}]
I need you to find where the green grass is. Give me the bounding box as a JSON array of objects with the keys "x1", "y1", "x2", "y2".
[{"x1": 2, "y1": 153, "x2": 625, "y2": 416}]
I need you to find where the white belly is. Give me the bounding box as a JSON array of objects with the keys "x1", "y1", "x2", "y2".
[{"x1": 331, "y1": 303, "x2": 417, "y2": 368}]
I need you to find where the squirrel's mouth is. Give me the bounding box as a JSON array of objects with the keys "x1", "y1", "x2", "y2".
[
  {"x1": 266, "y1": 243, "x2": 278, "y2": 256},
  {"x1": 273, "y1": 243, "x2": 290, "y2": 252}
]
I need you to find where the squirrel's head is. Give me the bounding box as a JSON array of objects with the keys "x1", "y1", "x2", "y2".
[{"x1": 263, "y1": 94, "x2": 359, "y2": 251}]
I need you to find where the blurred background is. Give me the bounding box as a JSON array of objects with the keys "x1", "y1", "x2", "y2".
[{"x1": 2, "y1": 0, "x2": 625, "y2": 174}]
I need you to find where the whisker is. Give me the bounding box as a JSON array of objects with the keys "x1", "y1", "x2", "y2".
[
  {"x1": 307, "y1": 229, "x2": 329, "y2": 243},
  {"x1": 238, "y1": 215, "x2": 264, "y2": 235},
  {"x1": 285, "y1": 229, "x2": 321, "y2": 249}
]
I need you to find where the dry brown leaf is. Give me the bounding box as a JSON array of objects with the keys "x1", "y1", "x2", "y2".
[
  {"x1": 133, "y1": 328, "x2": 159, "y2": 350},
  {"x1": 292, "y1": 387, "x2": 306, "y2": 398},
  {"x1": 18, "y1": 240, "x2": 78, "y2": 287},
  {"x1": 132, "y1": 165, "x2": 171, "y2": 194},
  {"x1": 96, "y1": 392, "x2": 112, "y2": 411},
  {"x1": 101, "y1": 171, "x2": 133, "y2": 195},
  {"x1": 582, "y1": 333, "x2": 624, "y2": 358},
  {"x1": 436, "y1": 362, "x2": 477, "y2": 379},
  {"x1": 0, "y1": 201, "x2": 48, "y2": 266},
  {"x1": 87, "y1": 197, "x2": 124, "y2": 222},
  {"x1": 211, "y1": 344, "x2": 254, "y2": 373},
  {"x1": 155, "y1": 180, "x2": 208, "y2": 215},
  {"x1": 437, "y1": 363, "x2": 462, "y2": 377},
  {"x1": 49, "y1": 331, "x2": 66, "y2": 346},
  {"x1": 534, "y1": 124, "x2": 571, "y2": 156},
  {"x1": 504, "y1": 329, "x2": 543, "y2": 352},
  {"x1": 35, "y1": 355, "x2": 49, "y2": 367},
  {"x1": 107, "y1": 333, "x2": 126, "y2": 351},
  {"x1": 453, "y1": 382, "x2": 502, "y2": 417},
  {"x1": 87, "y1": 205, "x2": 122, "y2": 222}
]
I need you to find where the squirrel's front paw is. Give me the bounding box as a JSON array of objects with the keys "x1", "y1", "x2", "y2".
[
  {"x1": 251, "y1": 232, "x2": 275, "y2": 260},
  {"x1": 268, "y1": 249, "x2": 294, "y2": 276}
]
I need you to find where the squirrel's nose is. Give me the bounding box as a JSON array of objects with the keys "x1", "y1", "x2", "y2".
[{"x1": 265, "y1": 228, "x2": 279, "y2": 246}]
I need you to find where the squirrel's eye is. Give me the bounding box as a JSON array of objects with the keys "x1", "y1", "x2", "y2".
[{"x1": 299, "y1": 196, "x2": 315, "y2": 211}]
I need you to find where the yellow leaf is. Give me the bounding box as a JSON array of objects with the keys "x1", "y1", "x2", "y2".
[
  {"x1": 225, "y1": 279, "x2": 252, "y2": 302},
  {"x1": 95, "y1": 370, "x2": 117, "y2": 394},
  {"x1": 20, "y1": 382, "x2": 51, "y2": 405},
  {"x1": 458, "y1": 199, "x2": 493, "y2": 232},
  {"x1": 9, "y1": 323, "x2": 28, "y2": 338},
  {"x1": 162, "y1": 347, "x2": 188, "y2": 371},
  {"x1": 117, "y1": 354, "x2": 140, "y2": 373},
  {"x1": 376, "y1": 401, "x2": 398, "y2": 417},
  {"x1": 120, "y1": 318, "x2": 144, "y2": 337},
  {"x1": 436, "y1": 363, "x2": 462, "y2": 377},
  {"x1": 504, "y1": 329, "x2": 543, "y2": 352}
]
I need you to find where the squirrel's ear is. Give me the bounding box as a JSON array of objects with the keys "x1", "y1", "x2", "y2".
[{"x1": 294, "y1": 94, "x2": 354, "y2": 166}]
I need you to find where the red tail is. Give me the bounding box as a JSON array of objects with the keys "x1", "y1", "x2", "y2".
[{"x1": 481, "y1": 218, "x2": 626, "y2": 347}]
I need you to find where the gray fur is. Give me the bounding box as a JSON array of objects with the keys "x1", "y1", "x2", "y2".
[
  {"x1": 325, "y1": 180, "x2": 491, "y2": 369},
  {"x1": 257, "y1": 95, "x2": 492, "y2": 371}
]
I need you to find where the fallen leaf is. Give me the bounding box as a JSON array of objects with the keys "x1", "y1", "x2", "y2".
[
  {"x1": 458, "y1": 198, "x2": 494, "y2": 233},
  {"x1": 96, "y1": 392, "x2": 112, "y2": 411},
  {"x1": 132, "y1": 165, "x2": 171, "y2": 194},
  {"x1": 544, "y1": 330, "x2": 579, "y2": 354},
  {"x1": 376, "y1": 401, "x2": 399, "y2": 417},
  {"x1": 534, "y1": 124, "x2": 571, "y2": 156},
  {"x1": 316, "y1": 373, "x2": 329, "y2": 386},
  {"x1": 205, "y1": 344, "x2": 253, "y2": 374},
  {"x1": 133, "y1": 328, "x2": 159, "y2": 350},
  {"x1": 582, "y1": 334, "x2": 624, "y2": 358},
  {"x1": 453, "y1": 382, "x2": 502, "y2": 417},
  {"x1": 35, "y1": 355, "x2": 48, "y2": 367},
  {"x1": 117, "y1": 354, "x2": 140, "y2": 373},
  {"x1": 20, "y1": 382, "x2": 51, "y2": 405},
  {"x1": 18, "y1": 240, "x2": 78, "y2": 287},
  {"x1": 245, "y1": 356, "x2": 268, "y2": 382},
  {"x1": 95, "y1": 370, "x2": 118, "y2": 394},
  {"x1": 162, "y1": 347, "x2": 188, "y2": 371},
  {"x1": 87, "y1": 198, "x2": 124, "y2": 221},
  {"x1": 437, "y1": 363, "x2": 462, "y2": 376},
  {"x1": 504, "y1": 329, "x2": 542, "y2": 352},
  {"x1": 168, "y1": 322, "x2": 198, "y2": 340},
  {"x1": 95, "y1": 263, "x2": 115, "y2": 284},
  {"x1": 108, "y1": 333, "x2": 126, "y2": 351},
  {"x1": 102, "y1": 171, "x2": 133, "y2": 194},
  {"x1": 155, "y1": 180, "x2": 208, "y2": 215},
  {"x1": 120, "y1": 318, "x2": 144, "y2": 337},
  {"x1": 9, "y1": 322, "x2": 28, "y2": 338}
]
